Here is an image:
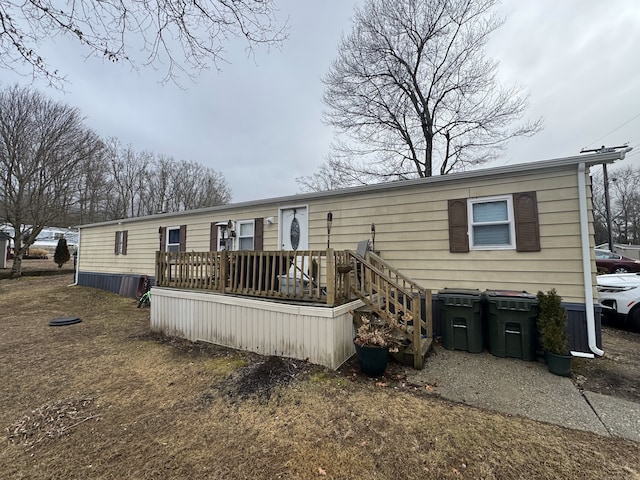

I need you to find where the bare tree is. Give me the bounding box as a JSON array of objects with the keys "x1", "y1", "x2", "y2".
[
  {"x1": 609, "y1": 166, "x2": 640, "y2": 245},
  {"x1": 299, "y1": 0, "x2": 541, "y2": 191},
  {"x1": 0, "y1": 0, "x2": 286, "y2": 86},
  {"x1": 104, "y1": 138, "x2": 150, "y2": 219},
  {"x1": 590, "y1": 171, "x2": 609, "y2": 246},
  {"x1": 591, "y1": 165, "x2": 640, "y2": 246},
  {"x1": 67, "y1": 149, "x2": 111, "y2": 225},
  {"x1": 166, "y1": 160, "x2": 232, "y2": 212},
  {"x1": 105, "y1": 140, "x2": 232, "y2": 218},
  {"x1": 0, "y1": 84, "x2": 103, "y2": 277}
]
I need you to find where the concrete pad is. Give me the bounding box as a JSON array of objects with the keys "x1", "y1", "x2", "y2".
[
  {"x1": 405, "y1": 346, "x2": 609, "y2": 436},
  {"x1": 583, "y1": 391, "x2": 640, "y2": 442}
]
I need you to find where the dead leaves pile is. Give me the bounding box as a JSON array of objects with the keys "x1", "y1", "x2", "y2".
[{"x1": 6, "y1": 397, "x2": 100, "y2": 448}]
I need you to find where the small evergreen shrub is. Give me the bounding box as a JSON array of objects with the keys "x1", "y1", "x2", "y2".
[
  {"x1": 54, "y1": 238, "x2": 71, "y2": 268},
  {"x1": 536, "y1": 289, "x2": 569, "y2": 355}
]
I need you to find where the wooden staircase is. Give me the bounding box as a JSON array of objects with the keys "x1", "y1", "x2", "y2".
[{"x1": 345, "y1": 250, "x2": 433, "y2": 369}]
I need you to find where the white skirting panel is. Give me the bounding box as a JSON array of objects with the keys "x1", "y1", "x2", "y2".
[{"x1": 150, "y1": 287, "x2": 364, "y2": 370}]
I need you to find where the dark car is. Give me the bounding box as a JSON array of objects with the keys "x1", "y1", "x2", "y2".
[{"x1": 595, "y1": 249, "x2": 640, "y2": 274}]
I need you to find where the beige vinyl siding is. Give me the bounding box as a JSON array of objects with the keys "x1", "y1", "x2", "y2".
[{"x1": 79, "y1": 164, "x2": 598, "y2": 304}]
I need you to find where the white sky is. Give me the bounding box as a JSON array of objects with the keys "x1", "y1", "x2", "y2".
[{"x1": 1, "y1": 0, "x2": 639, "y2": 202}]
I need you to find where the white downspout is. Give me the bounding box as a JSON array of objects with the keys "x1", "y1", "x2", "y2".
[
  {"x1": 68, "y1": 228, "x2": 80, "y2": 287},
  {"x1": 577, "y1": 162, "x2": 604, "y2": 357}
]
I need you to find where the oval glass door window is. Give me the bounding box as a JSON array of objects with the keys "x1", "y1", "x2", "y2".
[{"x1": 290, "y1": 217, "x2": 300, "y2": 250}]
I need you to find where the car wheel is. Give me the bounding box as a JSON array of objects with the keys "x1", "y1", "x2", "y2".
[
  {"x1": 614, "y1": 266, "x2": 630, "y2": 273},
  {"x1": 628, "y1": 307, "x2": 640, "y2": 333}
]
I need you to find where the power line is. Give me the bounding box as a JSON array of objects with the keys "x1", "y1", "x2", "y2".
[{"x1": 584, "y1": 111, "x2": 640, "y2": 148}]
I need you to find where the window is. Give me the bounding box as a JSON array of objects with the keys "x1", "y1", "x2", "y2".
[
  {"x1": 237, "y1": 220, "x2": 254, "y2": 250},
  {"x1": 166, "y1": 227, "x2": 181, "y2": 252},
  {"x1": 114, "y1": 231, "x2": 128, "y2": 255},
  {"x1": 211, "y1": 219, "x2": 263, "y2": 252},
  {"x1": 448, "y1": 192, "x2": 540, "y2": 253},
  {"x1": 468, "y1": 196, "x2": 515, "y2": 249}
]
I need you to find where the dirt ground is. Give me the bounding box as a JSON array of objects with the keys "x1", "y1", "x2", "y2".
[
  {"x1": 572, "y1": 323, "x2": 640, "y2": 404},
  {"x1": 1, "y1": 270, "x2": 639, "y2": 479}
]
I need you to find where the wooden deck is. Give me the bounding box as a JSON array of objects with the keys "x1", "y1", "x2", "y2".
[
  {"x1": 155, "y1": 248, "x2": 434, "y2": 369},
  {"x1": 156, "y1": 249, "x2": 352, "y2": 306}
]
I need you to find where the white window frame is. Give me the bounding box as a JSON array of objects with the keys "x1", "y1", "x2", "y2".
[
  {"x1": 236, "y1": 220, "x2": 255, "y2": 251},
  {"x1": 115, "y1": 231, "x2": 126, "y2": 255},
  {"x1": 166, "y1": 226, "x2": 181, "y2": 252},
  {"x1": 468, "y1": 195, "x2": 516, "y2": 250}
]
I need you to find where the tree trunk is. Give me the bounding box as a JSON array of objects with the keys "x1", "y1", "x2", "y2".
[{"x1": 10, "y1": 254, "x2": 22, "y2": 278}]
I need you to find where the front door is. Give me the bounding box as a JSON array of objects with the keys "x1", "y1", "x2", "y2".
[
  {"x1": 280, "y1": 207, "x2": 308, "y2": 251},
  {"x1": 280, "y1": 207, "x2": 309, "y2": 281}
]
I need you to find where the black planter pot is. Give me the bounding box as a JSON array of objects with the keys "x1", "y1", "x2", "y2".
[
  {"x1": 544, "y1": 351, "x2": 573, "y2": 377},
  {"x1": 354, "y1": 341, "x2": 389, "y2": 376}
]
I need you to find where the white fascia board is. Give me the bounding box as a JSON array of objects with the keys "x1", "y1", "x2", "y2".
[{"x1": 78, "y1": 150, "x2": 628, "y2": 230}]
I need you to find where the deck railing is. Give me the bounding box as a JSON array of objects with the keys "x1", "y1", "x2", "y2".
[
  {"x1": 346, "y1": 250, "x2": 433, "y2": 369},
  {"x1": 155, "y1": 249, "x2": 351, "y2": 305}
]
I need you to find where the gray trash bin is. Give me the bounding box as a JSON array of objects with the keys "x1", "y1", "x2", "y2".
[{"x1": 438, "y1": 288, "x2": 483, "y2": 353}]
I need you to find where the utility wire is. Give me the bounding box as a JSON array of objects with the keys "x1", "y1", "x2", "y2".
[{"x1": 585, "y1": 112, "x2": 640, "y2": 148}]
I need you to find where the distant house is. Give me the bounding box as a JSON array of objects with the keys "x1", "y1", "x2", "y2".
[
  {"x1": 0, "y1": 225, "x2": 78, "y2": 253},
  {"x1": 75, "y1": 150, "x2": 629, "y2": 368},
  {"x1": 0, "y1": 231, "x2": 9, "y2": 269}
]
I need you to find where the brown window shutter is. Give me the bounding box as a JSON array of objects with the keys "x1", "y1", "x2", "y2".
[
  {"x1": 179, "y1": 225, "x2": 187, "y2": 252},
  {"x1": 514, "y1": 191, "x2": 540, "y2": 252},
  {"x1": 159, "y1": 227, "x2": 166, "y2": 252},
  {"x1": 254, "y1": 218, "x2": 264, "y2": 251},
  {"x1": 114, "y1": 232, "x2": 119, "y2": 255},
  {"x1": 210, "y1": 222, "x2": 218, "y2": 251},
  {"x1": 448, "y1": 199, "x2": 469, "y2": 253},
  {"x1": 122, "y1": 231, "x2": 128, "y2": 255}
]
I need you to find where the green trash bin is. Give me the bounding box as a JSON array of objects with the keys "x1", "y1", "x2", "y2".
[
  {"x1": 438, "y1": 288, "x2": 483, "y2": 353},
  {"x1": 483, "y1": 290, "x2": 539, "y2": 361}
]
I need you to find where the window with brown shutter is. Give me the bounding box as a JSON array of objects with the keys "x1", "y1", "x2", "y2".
[
  {"x1": 122, "y1": 231, "x2": 128, "y2": 255},
  {"x1": 448, "y1": 193, "x2": 540, "y2": 252}
]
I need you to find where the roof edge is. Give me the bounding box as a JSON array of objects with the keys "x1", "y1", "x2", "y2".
[{"x1": 78, "y1": 150, "x2": 627, "y2": 229}]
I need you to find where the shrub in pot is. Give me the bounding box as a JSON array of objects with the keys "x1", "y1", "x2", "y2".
[
  {"x1": 351, "y1": 310, "x2": 401, "y2": 376},
  {"x1": 536, "y1": 289, "x2": 572, "y2": 376}
]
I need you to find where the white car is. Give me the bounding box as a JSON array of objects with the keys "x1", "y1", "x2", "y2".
[{"x1": 597, "y1": 272, "x2": 640, "y2": 331}]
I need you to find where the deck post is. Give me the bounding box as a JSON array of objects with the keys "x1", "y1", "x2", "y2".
[
  {"x1": 412, "y1": 292, "x2": 423, "y2": 369},
  {"x1": 155, "y1": 251, "x2": 161, "y2": 286},
  {"x1": 326, "y1": 248, "x2": 335, "y2": 305},
  {"x1": 220, "y1": 250, "x2": 228, "y2": 293}
]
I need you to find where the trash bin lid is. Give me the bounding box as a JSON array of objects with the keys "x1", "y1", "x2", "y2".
[
  {"x1": 438, "y1": 288, "x2": 482, "y2": 297},
  {"x1": 483, "y1": 289, "x2": 536, "y2": 299}
]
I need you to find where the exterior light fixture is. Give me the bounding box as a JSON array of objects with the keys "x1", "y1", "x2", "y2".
[
  {"x1": 371, "y1": 223, "x2": 376, "y2": 251},
  {"x1": 327, "y1": 212, "x2": 333, "y2": 249}
]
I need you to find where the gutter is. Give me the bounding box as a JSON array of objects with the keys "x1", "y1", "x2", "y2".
[
  {"x1": 576, "y1": 147, "x2": 632, "y2": 357},
  {"x1": 77, "y1": 151, "x2": 628, "y2": 229},
  {"x1": 67, "y1": 228, "x2": 80, "y2": 287}
]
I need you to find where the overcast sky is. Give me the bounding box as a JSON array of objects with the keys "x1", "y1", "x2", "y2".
[{"x1": 1, "y1": 0, "x2": 639, "y2": 203}]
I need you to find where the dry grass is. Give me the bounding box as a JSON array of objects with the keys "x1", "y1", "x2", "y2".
[{"x1": 1, "y1": 274, "x2": 639, "y2": 480}]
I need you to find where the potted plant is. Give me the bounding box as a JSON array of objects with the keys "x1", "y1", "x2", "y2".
[
  {"x1": 536, "y1": 289, "x2": 572, "y2": 376},
  {"x1": 351, "y1": 310, "x2": 400, "y2": 376}
]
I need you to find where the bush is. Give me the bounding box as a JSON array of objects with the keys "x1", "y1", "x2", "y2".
[
  {"x1": 536, "y1": 289, "x2": 569, "y2": 355},
  {"x1": 54, "y1": 238, "x2": 71, "y2": 268},
  {"x1": 24, "y1": 248, "x2": 49, "y2": 259}
]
